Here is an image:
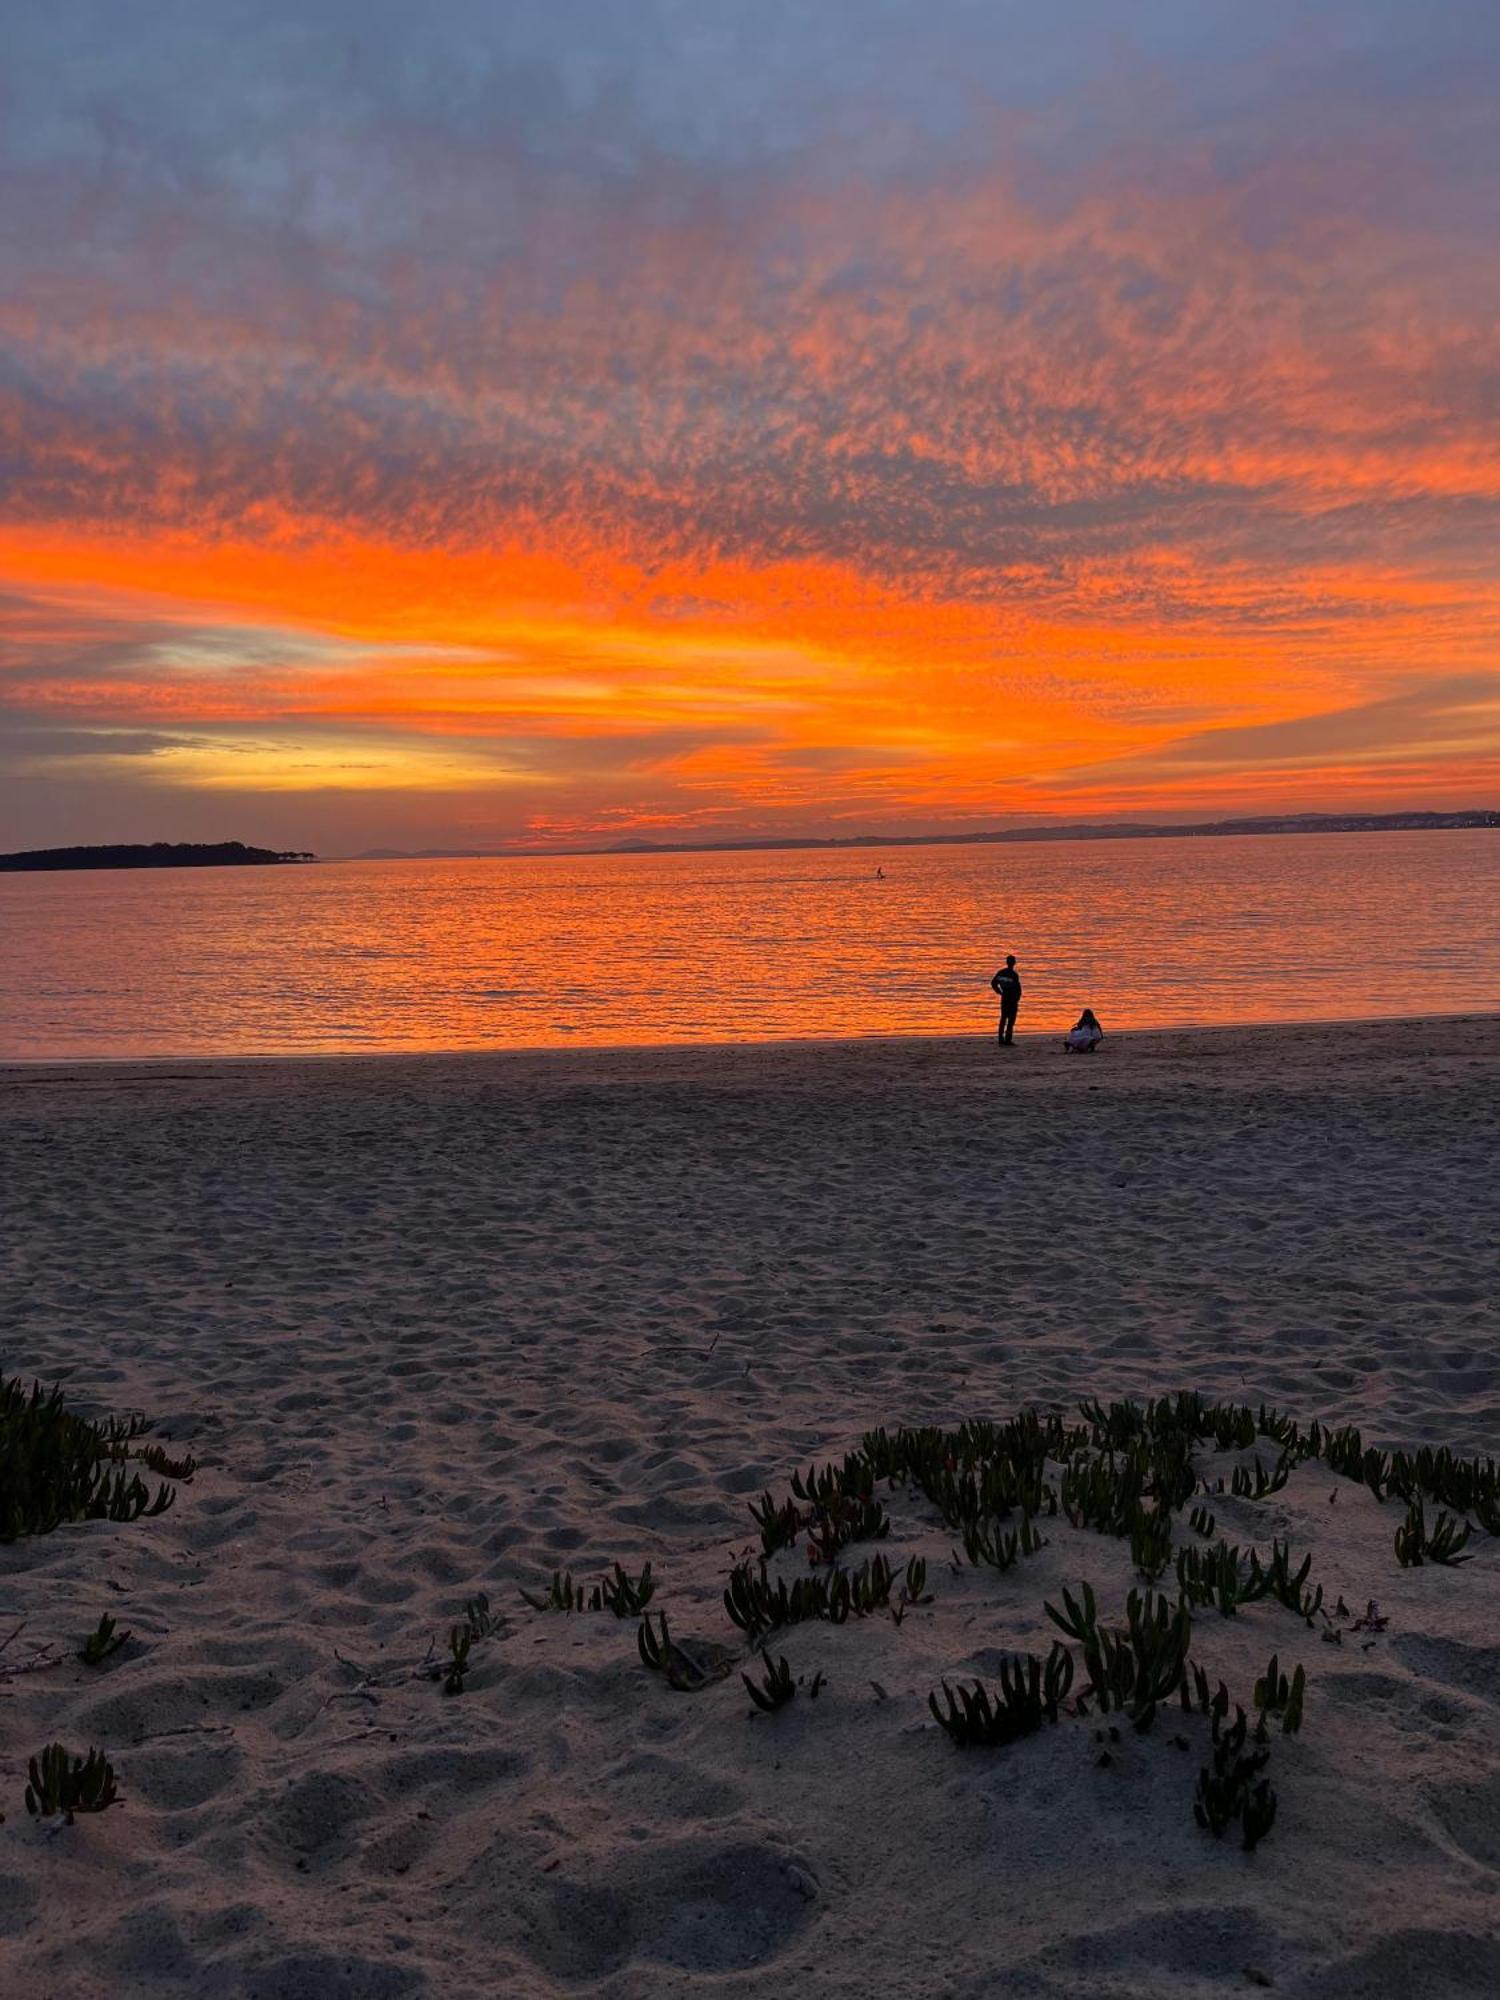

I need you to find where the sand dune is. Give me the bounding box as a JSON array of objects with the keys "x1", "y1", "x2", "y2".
[{"x1": 2, "y1": 1017, "x2": 1499, "y2": 1997}]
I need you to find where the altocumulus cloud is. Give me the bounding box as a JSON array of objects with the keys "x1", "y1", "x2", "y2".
[{"x1": 2, "y1": 0, "x2": 1499, "y2": 845}]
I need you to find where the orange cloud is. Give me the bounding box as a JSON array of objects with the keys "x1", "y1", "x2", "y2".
[{"x1": 3, "y1": 92, "x2": 1498, "y2": 847}]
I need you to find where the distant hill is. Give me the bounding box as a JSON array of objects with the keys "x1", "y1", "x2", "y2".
[
  {"x1": 354, "y1": 847, "x2": 484, "y2": 860},
  {"x1": 352, "y1": 809, "x2": 1497, "y2": 863},
  {"x1": 602, "y1": 810, "x2": 1500, "y2": 855},
  {"x1": 0, "y1": 841, "x2": 316, "y2": 873}
]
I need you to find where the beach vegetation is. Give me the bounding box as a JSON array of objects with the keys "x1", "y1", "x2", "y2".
[
  {"x1": 1130, "y1": 1503, "x2": 1173, "y2": 1580},
  {"x1": 1075, "y1": 1589, "x2": 1192, "y2": 1732},
  {"x1": 840, "y1": 1553, "x2": 897, "y2": 1617},
  {"x1": 599, "y1": 1562, "x2": 656, "y2": 1615},
  {"x1": 1188, "y1": 1662, "x2": 1232, "y2": 1722},
  {"x1": 635, "y1": 1612, "x2": 736, "y2": 1690},
  {"x1": 637, "y1": 1611, "x2": 671, "y2": 1674},
  {"x1": 24, "y1": 1744, "x2": 120, "y2": 1820},
  {"x1": 520, "y1": 1570, "x2": 588, "y2": 1612},
  {"x1": 1175, "y1": 1541, "x2": 1266, "y2": 1615},
  {"x1": 78, "y1": 1614, "x2": 129, "y2": 1666},
  {"x1": 786, "y1": 1457, "x2": 891, "y2": 1564},
  {"x1": 1253, "y1": 1653, "x2": 1306, "y2": 1734},
  {"x1": 805, "y1": 1492, "x2": 889, "y2": 1565},
  {"x1": 462, "y1": 1593, "x2": 502, "y2": 1639},
  {"x1": 1044, "y1": 1580, "x2": 1101, "y2": 1646},
  {"x1": 1394, "y1": 1498, "x2": 1472, "y2": 1567},
  {"x1": 1229, "y1": 1454, "x2": 1293, "y2": 1501},
  {"x1": 724, "y1": 1560, "x2": 828, "y2": 1637},
  {"x1": 443, "y1": 1627, "x2": 471, "y2": 1694},
  {"x1": 1193, "y1": 1707, "x2": 1277, "y2": 1851},
  {"x1": 889, "y1": 1554, "x2": 931, "y2": 1627},
  {"x1": 929, "y1": 1643, "x2": 1074, "y2": 1747},
  {"x1": 0, "y1": 1371, "x2": 182, "y2": 1542},
  {"x1": 1254, "y1": 1541, "x2": 1323, "y2": 1623},
  {"x1": 750, "y1": 1491, "x2": 803, "y2": 1556},
  {"x1": 742, "y1": 1652, "x2": 797, "y2": 1712},
  {"x1": 135, "y1": 1444, "x2": 198, "y2": 1482},
  {"x1": 959, "y1": 1511, "x2": 1046, "y2": 1572},
  {"x1": 520, "y1": 1561, "x2": 657, "y2": 1615},
  {"x1": 634, "y1": 1391, "x2": 1500, "y2": 1853}
]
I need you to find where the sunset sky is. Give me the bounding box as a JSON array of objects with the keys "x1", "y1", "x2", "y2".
[{"x1": 3, "y1": 1, "x2": 1498, "y2": 853}]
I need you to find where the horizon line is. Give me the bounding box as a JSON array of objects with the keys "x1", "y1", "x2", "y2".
[{"x1": 333, "y1": 805, "x2": 1500, "y2": 863}]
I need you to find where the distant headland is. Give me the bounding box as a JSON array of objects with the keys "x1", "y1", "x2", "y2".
[
  {"x1": 0, "y1": 841, "x2": 317, "y2": 873},
  {"x1": 597, "y1": 808, "x2": 1499, "y2": 857},
  {"x1": 352, "y1": 808, "x2": 1498, "y2": 863}
]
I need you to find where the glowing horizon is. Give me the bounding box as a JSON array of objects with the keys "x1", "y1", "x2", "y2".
[{"x1": 4, "y1": 3, "x2": 1498, "y2": 853}]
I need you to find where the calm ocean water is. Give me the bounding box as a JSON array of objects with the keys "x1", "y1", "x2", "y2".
[{"x1": 1, "y1": 830, "x2": 1495, "y2": 1059}]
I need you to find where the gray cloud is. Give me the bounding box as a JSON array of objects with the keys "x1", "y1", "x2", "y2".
[
  {"x1": 1065, "y1": 674, "x2": 1500, "y2": 786},
  {"x1": 2, "y1": 3, "x2": 1497, "y2": 619},
  {"x1": 0, "y1": 725, "x2": 204, "y2": 761},
  {"x1": 1157, "y1": 676, "x2": 1500, "y2": 764},
  {"x1": 3, "y1": 1, "x2": 1499, "y2": 845},
  {"x1": 770, "y1": 744, "x2": 923, "y2": 772}
]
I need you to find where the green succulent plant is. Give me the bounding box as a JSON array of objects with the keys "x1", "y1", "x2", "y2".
[
  {"x1": 520, "y1": 1561, "x2": 658, "y2": 1615},
  {"x1": 1187, "y1": 1661, "x2": 1231, "y2": 1721},
  {"x1": 1230, "y1": 1454, "x2": 1292, "y2": 1501},
  {"x1": 1253, "y1": 1540, "x2": 1324, "y2": 1623},
  {"x1": 900, "y1": 1555, "x2": 931, "y2": 1605},
  {"x1": 636, "y1": 1612, "x2": 736, "y2": 1691},
  {"x1": 135, "y1": 1444, "x2": 198, "y2": 1481},
  {"x1": 1394, "y1": 1498, "x2": 1472, "y2": 1567},
  {"x1": 24, "y1": 1744, "x2": 120, "y2": 1820},
  {"x1": 598, "y1": 1562, "x2": 656, "y2": 1616},
  {"x1": 1193, "y1": 1706, "x2": 1277, "y2": 1851},
  {"x1": 742, "y1": 1652, "x2": 797, "y2": 1712},
  {"x1": 1174, "y1": 1540, "x2": 1270, "y2": 1616},
  {"x1": 1044, "y1": 1580, "x2": 1100, "y2": 1647},
  {"x1": 520, "y1": 1569, "x2": 587, "y2": 1612},
  {"x1": 1252, "y1": 1652, "x2": 1306, "y2": 1734},
  {"x1": 1083, "y1": 1590, "x2": 1193, "y2": 1732},
  {"x1": 929, "y1": 1642, "x2": 1074, "y2": 1747},
  {"x1": 78, "y1": 1613, "x2": 128, "y2": 1666},
  {"x1": 462, "y1": 1593, "x2": 502, "y2": 1639},
  {"x1": 806, "y1": 1492, "x2": 890, "y2": 1565},
  {"x1": 443, "y1": 1626, "x2": 471, "y2": 1694},
  {"x1": 1130, "y1": 1503, "x2": 1173, "y2": 1581},
  {"x1": 637, "y1": 1610, "x2": 671, "y2": 1673},
  {"x1": 750, "y1": 1491, "x2": 804, "y2": 1557},
  {"x1": 0, "y1": 1371, "x2": 182, "y2": 1543},
  {"x1": 715, "y1": 1390, "x2": 1500, "y2": 1860},
  {"x1": 959, "y1": 1511, "x2": 1046, "y2": 1573}
]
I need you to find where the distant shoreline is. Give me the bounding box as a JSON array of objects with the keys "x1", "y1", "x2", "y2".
[{"x1": 349, "y1": 808, "x2": 1498, "y2": 862}]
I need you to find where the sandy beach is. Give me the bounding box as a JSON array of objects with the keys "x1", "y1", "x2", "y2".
[{"x1": 3, "y1": 1016, "x2": 1500, "y2": 1998}]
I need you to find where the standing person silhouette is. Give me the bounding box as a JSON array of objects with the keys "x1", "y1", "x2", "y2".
[{"x1": 991, "y1": 954, "x2": 1022, "y2": 1046}]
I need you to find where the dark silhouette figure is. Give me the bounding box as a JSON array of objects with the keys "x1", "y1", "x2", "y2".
[
  {"x1": 990, "y1": 954, "x2": 1022, "y2": 1045},
  {"x1": 1064, "y1": 1008, "x2": 1104, "y2": 1053}
]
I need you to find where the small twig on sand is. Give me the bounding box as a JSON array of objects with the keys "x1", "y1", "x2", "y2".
[
  {"x1": 130, "y1": 1722, "x2": 235, "y2": 1747},
  {"x1": 316, "y1": 1641, "x2": 438, "y2": 1716},
  {"x1": 318, "y1": 1685, "x2": 380, "y2": 1714},
  {"x1": 0, "y1": 1624, "x2": 69, "y2": 1682}
]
